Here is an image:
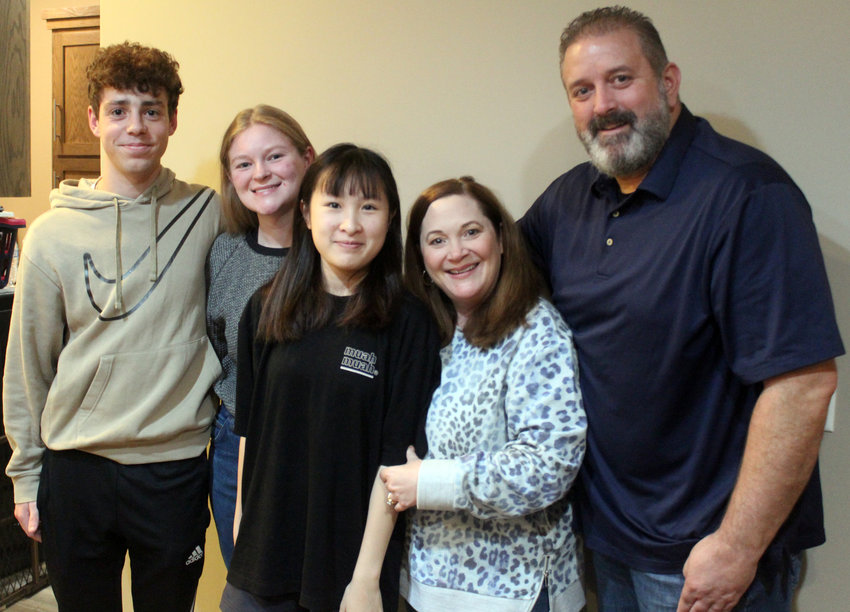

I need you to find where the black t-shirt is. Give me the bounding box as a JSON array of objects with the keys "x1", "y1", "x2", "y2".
[{"x1": 228, "y1": 292, "x2": 440, "y2": 610}]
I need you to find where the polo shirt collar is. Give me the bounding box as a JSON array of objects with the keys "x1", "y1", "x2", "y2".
[{"x1": 591, "y1": 104, "x2": 699, "y2": 202}]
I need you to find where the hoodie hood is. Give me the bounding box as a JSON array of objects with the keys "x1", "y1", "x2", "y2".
[
  {"x1": 50, "y1": 168, "x2": 176, "y2": 309},
  {"x1": 50, "y1": 167, "x2": 176, "y2": 211}
]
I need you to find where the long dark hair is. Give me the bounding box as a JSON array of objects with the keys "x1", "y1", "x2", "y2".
[
  {"x1": 405, "y1": 177, "x2": 542, "y2": 349},
  {"x1": 257, "y1": 143, "x2": 402, "y2": 342}
]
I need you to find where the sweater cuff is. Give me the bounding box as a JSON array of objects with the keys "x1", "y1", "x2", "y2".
[
  {"x1": 12, "y1": 474, "x2": 39, "y2": 505},
  {"x1": 417, "y1": 459, "x2": 460, "y2": 510}
]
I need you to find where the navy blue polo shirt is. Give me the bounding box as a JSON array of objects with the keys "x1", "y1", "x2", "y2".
[{"x1": 520, "y1": 105, "x2": 844, "y2": 572}]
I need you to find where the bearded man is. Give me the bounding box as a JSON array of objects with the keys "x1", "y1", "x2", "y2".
[{"x1": 519, "y1": 6, "x2": 842, "y2": 612}]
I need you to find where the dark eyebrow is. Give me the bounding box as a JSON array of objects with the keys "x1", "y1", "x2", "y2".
[
  {"x1": 423, "y1": 229, "x2": 445, "y2": 240},
  {"x1": 566, "y1": 64, "x2": 633, "y2": 90},
  {"x1": 424, "y1": 220, "x2": 483, "y2": 239},
  {"x1": 104, "y1": 98, "x2": 165, "y2": 108}
]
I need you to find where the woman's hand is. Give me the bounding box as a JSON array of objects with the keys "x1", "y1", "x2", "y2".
[
  {"x1": 339, "y1": 578, "x2": 383, "y2": 612},
  {"x1": 379, "y1": 446, "x2": 422, "y2": 512}
]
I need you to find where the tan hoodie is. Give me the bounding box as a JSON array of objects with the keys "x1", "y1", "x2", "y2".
[{"x1": 3, "y1": 168, "x2": 222, "y2": 503}]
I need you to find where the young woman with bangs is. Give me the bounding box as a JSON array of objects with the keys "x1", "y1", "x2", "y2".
[{"x1": 221, "y1": 144, "x2": 440, "y2": 612}]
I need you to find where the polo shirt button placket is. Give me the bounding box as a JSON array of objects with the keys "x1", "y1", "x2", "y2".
[
  {"x1": 605, "y1": 210, "x2": 620, "y2": 246},
  {"x1": 606, "y1": 209, "x2": 621, "y2": 246}
]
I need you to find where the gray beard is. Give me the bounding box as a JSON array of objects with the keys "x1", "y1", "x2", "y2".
[{"x1": 578, "y1": 98, "x2": 671, "y2": 179}]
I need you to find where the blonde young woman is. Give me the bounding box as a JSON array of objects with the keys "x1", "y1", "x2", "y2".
[{"x1": 206, "y1": 105, "x2": 313, "y2": 567}]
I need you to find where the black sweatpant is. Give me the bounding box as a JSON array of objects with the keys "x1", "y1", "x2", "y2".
[{"x1": 37, "y1": 449, "x2": 210, "y2": 612}]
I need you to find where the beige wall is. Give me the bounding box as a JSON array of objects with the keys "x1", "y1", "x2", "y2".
[{"x1": 14, "y1": 1, "x2": 850, "y2": 610}]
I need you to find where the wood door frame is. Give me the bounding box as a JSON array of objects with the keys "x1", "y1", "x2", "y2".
[{"x1": 43, "y1": 6, "x2": 100, "y2": 187}]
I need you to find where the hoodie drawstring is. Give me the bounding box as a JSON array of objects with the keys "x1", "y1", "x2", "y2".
[
  {"x1": 112, "y1": 185, "x2": 158, "y2": 313},
  {"x1": 113, "y1": 197, "x2": 123, "y2": 310},
  {"x1": 149, "y1": 187, "x2": 158, "y2": 282}
]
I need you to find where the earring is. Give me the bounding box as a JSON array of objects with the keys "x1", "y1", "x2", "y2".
[{"x1": 422, "y1": 269, "x2": 433, "y2": 287}]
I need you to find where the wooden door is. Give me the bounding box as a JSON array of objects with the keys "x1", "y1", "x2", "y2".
[{"x1": 44, "y1": 7, "x2": 100, "y2": 187}]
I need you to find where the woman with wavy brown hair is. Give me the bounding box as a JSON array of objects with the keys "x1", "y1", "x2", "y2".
[{"x1": 382, "y1": 177, "x2": 587, "y2": 612}]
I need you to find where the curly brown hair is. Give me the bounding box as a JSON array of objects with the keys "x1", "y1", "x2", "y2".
[{"x1": 87, "y1": 41, "x2": 183, "y2": 118}]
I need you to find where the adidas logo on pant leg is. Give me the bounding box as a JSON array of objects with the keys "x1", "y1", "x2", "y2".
[{"x1": 185, "y1": 545, "x2": 204, "y2": 565}]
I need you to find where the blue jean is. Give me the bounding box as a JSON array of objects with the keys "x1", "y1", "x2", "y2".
[
  {"x1": 209, "y1": 407, "x2": 240, "y2": 569},
  {"x1": 591, "y1": 550, "x2": 801, "y2": 612}
]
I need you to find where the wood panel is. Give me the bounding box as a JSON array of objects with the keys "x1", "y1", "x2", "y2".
[
  {"x1": 42, "y1": 5, "x2": 99, "y2": 29},
  {"x1": 52, "y1": 28, "x2": 99, "y2": 157},
  {"x1": 54, "y1": 158, "x2": 100, "y2": 184},
  {"x1": 44, "y1": 7, "x2": 100, "y2": 188},
  {"x1": 0, "y1": 0, "x2": 31, "y2": 197}
]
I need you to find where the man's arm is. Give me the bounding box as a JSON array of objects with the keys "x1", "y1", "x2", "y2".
[
  {"x1": 678, "y1": 359, "x2": 836, "y2": 612},
  {"x1": 4, "y1": 249, "x2": 65, "y2": 525}
]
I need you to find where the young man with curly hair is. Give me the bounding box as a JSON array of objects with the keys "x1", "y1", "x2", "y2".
[{"x1": 3, "y1": 41, "x2": 221, "y2": 611}]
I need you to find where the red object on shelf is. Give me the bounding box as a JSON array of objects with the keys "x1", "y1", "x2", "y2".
[{"x1": 0, "y1": 218, "x2": 26, "y2": 289}]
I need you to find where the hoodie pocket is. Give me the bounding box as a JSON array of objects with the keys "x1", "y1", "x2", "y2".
[
  {"x1": 78, "y1": 355, "x2": 114, "y2": 414},
  {"x1": 74, "y1": 337, "x2": 219, "y2": 445}
]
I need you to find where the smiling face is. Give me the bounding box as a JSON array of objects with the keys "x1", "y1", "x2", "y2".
[
  {"x1": 227, "y1": 123, "x2": 312, "y2": 231},
  {"x1": 420, "y1": 194, "x2": 502, "y2": 327},
  {"x1": 561, "y1": 28, "x2": 680, "y2": 190},
  {"x1": 303, "y1": 184, "x2": 391, "y2": 296},
  {"x1": 88, "y1": 87, "x2": 177, "y2": 197}
]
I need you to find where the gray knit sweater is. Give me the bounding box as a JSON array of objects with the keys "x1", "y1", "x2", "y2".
[{"x1": 206, "y1": 230, "x2": 287, "y2": 414}]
